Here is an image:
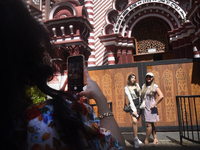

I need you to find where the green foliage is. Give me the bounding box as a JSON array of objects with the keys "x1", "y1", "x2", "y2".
[{"x1": 25, "y1": 85, "x2": 47, "y2": 104}]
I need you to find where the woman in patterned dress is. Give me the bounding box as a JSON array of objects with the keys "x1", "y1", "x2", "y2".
[
  {"x1": 124, "y1": 74, "x2": 142, "y2": 148},
  {"x1": 141, "y1": 72, "x2": 164, "y2": 148},
  {"x1": 1, "y1": 0, "x2": 126, "y2": 149}
]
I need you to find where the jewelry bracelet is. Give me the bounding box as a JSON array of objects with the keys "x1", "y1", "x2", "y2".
[{"x1": 99, "y1": 112, "x2": 114, "y2": 119}]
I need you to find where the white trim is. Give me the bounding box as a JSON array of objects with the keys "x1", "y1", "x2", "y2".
[
  {"x1": 102, "y1": 41, "x2": 118, "y2": 46},
  {"x1": 88, "y1": 15, "x2": 93, "y2": 19},
  {"x1": 85, "y1": 0, "x2": 93, "y2": 2},
  {"x1": 113, "y1": 0, "x2": 117, "y2": 10},
  {"x1": 89, "y1": 21, "x2": 94, "y2": 25},
  {"x1": 99, "y1": 36, "x2": 118, "y2": 41},
  {"x1": 87, "y1": 9, "x2": 93, "y2": 13},
  {"x1": 88, "y1": 58, "x2": 96, "y2": 61},
  {"x1": 108, "y1": 57, "x2": 115, "y2": 61},
  {"x1": 89, "y1": 45, "x2": 95, "y2": 49},
  {"x1": 90, "y1": 33, "x2": 94, "y2": 36},
  {"x1": 88, "y1": 64, "x2": 96, "y2": 67},
  {"x1": 88, "y1": 39, "x2": 95, "y2": 42},
  {"x1": 85, "y1": 3, "x2": 93, "y2": 7}
]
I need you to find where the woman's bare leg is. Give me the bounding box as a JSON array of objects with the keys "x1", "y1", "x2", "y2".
[
  {"x1": 145, "y1": 122, "x2": 152, "y2": 145},
  {"x1": 132, "y1": 115, "x2": 138, "y2": 138},
  {"x1": 152, "y1": 123, "x2": 158, "y2": 144}
]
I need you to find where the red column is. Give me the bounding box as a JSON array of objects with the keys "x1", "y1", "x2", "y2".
[
  {"x1": 106, "y1": 45, "x2": 116, "y2": 65},
  {"x1": 127, "y1": 47, "x2": 133, "y2": 63},
  {"x1": 193, "y1": 45, "x2": 200, "y2": 58},
  {"x1": 171, "y1": 41, "x2": 180, "y2": 58},
  {"x1": 178, "y1": 39, "x2": 186, "y2": 58},
  {"x1": 116, "y1": 46, "x2": 122, "y2": 64},
  {"x1": 122, "y1": 47, "x2": 127, "y2": 64}
]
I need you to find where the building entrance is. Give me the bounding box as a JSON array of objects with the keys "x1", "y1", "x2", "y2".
[{"x1": 132, "y1": 18, "x2": 172, "y2": 62}]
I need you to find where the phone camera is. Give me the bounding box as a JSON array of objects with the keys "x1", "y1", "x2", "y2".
[{"x1": 74, "y1": 86, "x2": 77, "y2": 90}]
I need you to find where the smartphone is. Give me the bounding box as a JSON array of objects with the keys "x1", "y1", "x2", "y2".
[{"x1": 67, "y1": 55, "x2": 85, "y2": 92}]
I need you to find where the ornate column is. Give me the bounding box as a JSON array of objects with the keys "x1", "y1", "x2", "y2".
[
  {"x1": 99, "y1": 34, "x2": 135, "y2": 64},
  {"x1": 121, "y1": 38, "x2": 127, "y2": 64},
  {"x1": 44, "y1": 2, "x2": 93, "y2": 65},
  {"x1": 107, "y1": 45, "x2": 116, "y2": 65},
  {"x1": 42, "y1": 0, "x2": 45, "y2": 21},
  {"x1": 193, "y1": 46, "x2": 200, "y2": 58},
  {"x1": 122, "y1": 47, "x2": 127, "y2": 64},
  {"x1": 127, "y1": 37, "x2": 134, "y2": 63}
]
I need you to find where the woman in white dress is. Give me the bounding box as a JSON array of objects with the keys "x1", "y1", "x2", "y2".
[
  {"x1": 124, "y1": 74, "x2": 142, "y2": 148},
  {"x1": 141, "y1": 72, "x2": 164, "y2": 148}
]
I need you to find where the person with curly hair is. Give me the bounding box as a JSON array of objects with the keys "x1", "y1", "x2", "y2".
[{"x1": 0, "y1": 0, "x2": 126, "y2": 149}]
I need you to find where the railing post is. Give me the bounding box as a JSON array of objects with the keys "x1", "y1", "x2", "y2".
[
  {"x1": 193, "y1": 97, "x2": 200, "y2": 141},
  {"x1": 176, "y1": 96, "x2": 183, "y2": 145},
  {"x1": 188, "y1": 97, "x2": 194, "y2": 140}
]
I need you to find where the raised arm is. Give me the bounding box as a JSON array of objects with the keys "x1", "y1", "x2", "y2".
[
  {"x1": 79, "y1": 66, "x2": 127, "y2": 150},
  {"x1": 150, "y1": 87, "x2": 164, "y2": 109}
]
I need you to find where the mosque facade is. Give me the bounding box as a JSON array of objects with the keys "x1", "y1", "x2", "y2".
[{"x1": 25, "y1": 0, "x2": 200, "y2": 67}]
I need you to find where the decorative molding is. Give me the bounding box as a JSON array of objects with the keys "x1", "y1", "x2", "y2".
[{"x1": 114, "y1": 0, "x2": 187, "y2": 33}]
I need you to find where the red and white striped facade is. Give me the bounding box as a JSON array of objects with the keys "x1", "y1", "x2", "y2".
[
  {"x1": 85, "y1": 0, "x2": 96, "y2": 66},
  {"x1": 26, "y1": 0, "x2": 200, "y2": 67}
]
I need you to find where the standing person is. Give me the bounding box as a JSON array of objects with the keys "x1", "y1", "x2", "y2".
[
  {"x1": 141, "y1": 72, "x2": 164, "y2": 148},
  {"x1": 124, "y1": 74, "x2": 142, "y2": 148},
  {"x1": 1, "y1": 0, "x2": 126, "y2": 149}
]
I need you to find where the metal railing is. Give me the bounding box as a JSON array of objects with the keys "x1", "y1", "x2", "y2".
[{"x1": 176, "y1": 95, "x2": 200, "y2": 144}]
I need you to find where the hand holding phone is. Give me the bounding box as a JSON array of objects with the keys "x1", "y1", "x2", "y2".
[
  {"x1": 67, "y1": 55, "x2": 85, "y2": 93},
  {"x1": 78, "y1": 66, "x2": 104, "y2": 100}
]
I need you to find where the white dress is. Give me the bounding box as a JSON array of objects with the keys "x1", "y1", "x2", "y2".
[{"x1": 142, "y1": 84, "x2": 159, "y2": 122}]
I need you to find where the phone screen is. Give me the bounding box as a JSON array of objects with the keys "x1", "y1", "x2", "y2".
[{"x1": 67, "y1": 55, "x2": 84, "y2": 92}]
